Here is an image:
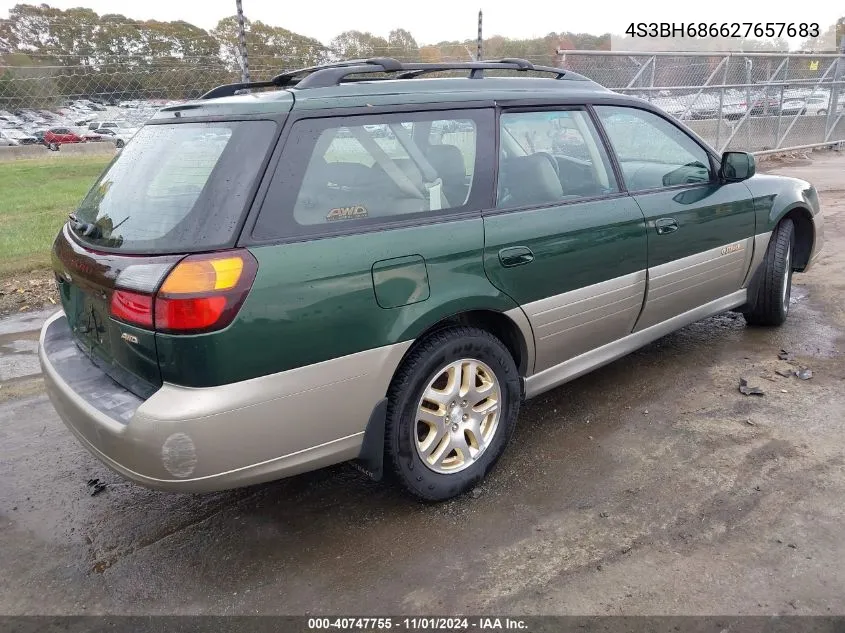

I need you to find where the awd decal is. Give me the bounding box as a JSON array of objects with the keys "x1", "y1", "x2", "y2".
[
  {"x1": 326, "y1": 205, "x2": 368, "y2": 221},
  {"x1": 721, "y1": 242, "x2": 744, "y2": 256},
  {"x1": 121, "y1": 332, "x2": 139, "y2": 344}
]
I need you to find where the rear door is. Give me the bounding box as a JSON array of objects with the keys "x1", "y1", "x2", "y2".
[
  {"x1": 483, "y1": 107, "x2": 648, "y2": 373},
  {"x1": 594, "y1": 106, "x2": 755, "y2": 331}
]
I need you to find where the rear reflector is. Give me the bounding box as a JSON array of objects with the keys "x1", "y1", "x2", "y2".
[{"x1": 110, "y1": 289, "x2": 154, "y2": 328}]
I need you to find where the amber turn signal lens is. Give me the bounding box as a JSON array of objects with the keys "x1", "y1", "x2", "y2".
[{"x1": 160, "y1": 256, "x2": 244, "y2": 295}]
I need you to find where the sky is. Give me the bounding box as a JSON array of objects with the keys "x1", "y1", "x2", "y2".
[{"x1": 0, "y1": 0, "x2": 840, "y2": 47}]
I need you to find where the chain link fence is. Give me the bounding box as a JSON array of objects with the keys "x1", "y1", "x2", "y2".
[
  {"x1": 560, "y1": 50, "x2": 845, "y2": 153},
  {"x1": 2, "y1": 46, "x2": 844, "y2": 155}
]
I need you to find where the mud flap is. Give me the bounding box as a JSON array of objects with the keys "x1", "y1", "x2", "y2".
[{"x1": 352, "y1": 398, "x2": 388, "y2": 481}]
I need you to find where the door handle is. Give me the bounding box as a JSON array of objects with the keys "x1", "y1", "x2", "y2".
[
  {"x1": 499, "y1": 246, "x2": 535, "y2": 268},
  {"x1": 655, "y1": 218, "x2": 679, "y2": 235}
]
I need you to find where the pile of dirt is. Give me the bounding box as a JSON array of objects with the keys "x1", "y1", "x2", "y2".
[{"x1": 0, "y1": 270, "x2": 59, "y2": 317}]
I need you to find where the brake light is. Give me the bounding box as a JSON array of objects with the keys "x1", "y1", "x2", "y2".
[
  {"x1": 110, "y1": 290, "x2": 153, "y2": 327},
  {"x1": 154, "y1": 250, "x2": 258, "y2": 333},
  {"x1": 108, "y1": 250, "x2": 257, "y2": 334}
]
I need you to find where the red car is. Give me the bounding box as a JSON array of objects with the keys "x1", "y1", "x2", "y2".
[{"x1": 43, "y1": 127, "x2": 86, "y2": 150}]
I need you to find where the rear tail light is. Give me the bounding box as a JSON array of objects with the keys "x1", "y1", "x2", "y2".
[
  {"x1": 110, "y1": 290, "x2": 154, "y2": 328},
  {"x1": 109, "y1": 249, "x2": 258, "y2": 334}
]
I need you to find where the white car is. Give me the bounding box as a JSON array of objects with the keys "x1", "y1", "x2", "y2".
[
  {"x1": 1, "y1": 129, "x2": 38, "y2": 145},
  {"x1": 780, "y1": 96, "x2": 831, "y2": 116},
  {"x1": 92, "y1": 126, "x2": 139, "y2": 148}
]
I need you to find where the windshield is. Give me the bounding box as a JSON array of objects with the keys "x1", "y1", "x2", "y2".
[{"x1": 70, "y1": 120, "x2": 276, "y2": 253}]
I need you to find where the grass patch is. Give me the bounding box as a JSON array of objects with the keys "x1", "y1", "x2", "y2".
[{"x1": 0, "y1": 156, "x2": 110, "y2": 275}]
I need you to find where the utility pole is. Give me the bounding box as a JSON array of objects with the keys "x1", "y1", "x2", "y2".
[
  {"x1": 477, "y1": 10, "x2": 483, "y2": 61},
  {"x1": 235, "y1": 0, "x2": 250, "y2": 83}
]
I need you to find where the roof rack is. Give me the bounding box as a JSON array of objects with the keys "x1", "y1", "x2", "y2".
[{"x1": 200, "y1": 57, "x2": 567, "y2": 99}]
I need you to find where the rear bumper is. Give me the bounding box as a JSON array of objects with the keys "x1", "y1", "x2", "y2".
[{"x1": 39, "y1": 311, "x2": 410, "y2": 492}]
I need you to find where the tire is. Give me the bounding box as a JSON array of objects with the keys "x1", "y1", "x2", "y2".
[
  {"x1": 818, "y1": 109, "x2": 827, "y2": 116},
  {"x1": 744, "y1": 218, "x2": 795, "y2": 327},
  {"x1": 48, "y1": 142, "x2": 59, "y2": 151},
  {"x1": 385, "y1": 326, "x2": 521, "y2": 501},
  {"x1": 115, "y1": 139, "x2": 125, "y2": 148}
]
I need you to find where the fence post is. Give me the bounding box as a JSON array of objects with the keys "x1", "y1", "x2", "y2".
[
  {"x1": 716, "y1": 56, "x2": 729, "y2": 151},
  {"x1": 827, "y1": 41, "x2": 845, "y2": 138},
  {"x1": 745, "y1": 57, "x2": 752, "y2": 150},
  {"x1": 235, "y1": 0, "x2": 250, "y2": 83},
  {"x1": 775, "y1": 83, "x2": 785, "y2": 149}
]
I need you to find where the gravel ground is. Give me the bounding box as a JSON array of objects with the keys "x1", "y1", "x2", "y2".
[{"x1": 1, "y1": 151, "x2": 844, "y2": 616}]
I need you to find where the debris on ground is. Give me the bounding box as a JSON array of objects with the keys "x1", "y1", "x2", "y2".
[
  {"x1": 795, "y1": 368, "x2": 813, "y2": 380},
  {"x1": 778, "y1": 349, "x2": 795, "y2": 361},
  {"x1": 745, "y1": 419, "x2": 756, "y2": 426},
  {"x1": 739, "y1": 378, "x2": 765, "y2": 396},
  {"x1": 0, "y1": 270, "x2": 59, "y2": 317},
  {"x1": 775, "y1": 368, "x2": 794, "y2": 378},
  {"x1": 86, "y1": 478, "x2": 107, "y2": 496},
  {"x1": 599, "y1": 511, "x2": 609, "y2": 518},
  {"x1": 470, "y1": 487, "x2": 483, "y2": 499}
]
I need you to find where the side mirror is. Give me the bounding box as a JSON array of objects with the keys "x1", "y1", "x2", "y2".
[{"x1": 720, "y1": 151, "x2": 756, "y2": 182}]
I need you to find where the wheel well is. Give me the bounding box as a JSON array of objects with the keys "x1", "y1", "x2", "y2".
[
  {"x1": 783, "y1": 207, "x2": 814, "y2": 271},
  {"x1": 407, "y1": 310, "x2": 530, "y2": 377}
]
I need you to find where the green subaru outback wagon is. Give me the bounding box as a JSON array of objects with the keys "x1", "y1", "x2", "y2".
[{"x1": 39, "y1": 58, "x2": 824, "y2": 500}]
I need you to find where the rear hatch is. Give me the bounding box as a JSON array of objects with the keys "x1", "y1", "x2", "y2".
[{"x1": 53, "y1": 119, "x2": 277, "y2": 398}]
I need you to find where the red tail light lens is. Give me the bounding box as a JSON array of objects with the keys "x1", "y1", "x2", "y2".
[
  {"x1": 153, "y1": 250, "x2": 258, "y2": 333},
  {"x1": 110, "y1": 289, "x2": 154, "y2": 328},
  {"x1": 154, "y1": 296, "x2": 227, "y2": 331}
]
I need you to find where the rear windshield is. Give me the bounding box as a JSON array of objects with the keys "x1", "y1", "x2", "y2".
[{"x1": 69, "y1": 121, "x2": 276, "y2": 253}]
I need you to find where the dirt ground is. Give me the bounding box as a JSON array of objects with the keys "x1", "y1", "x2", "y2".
[{"x1": 1, "y1": 151, "x2": 844, "y2": 616}]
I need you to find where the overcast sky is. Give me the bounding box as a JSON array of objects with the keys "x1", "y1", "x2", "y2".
[{"x1": 0, "y1": 0, "x2": 840, "y2": 47}]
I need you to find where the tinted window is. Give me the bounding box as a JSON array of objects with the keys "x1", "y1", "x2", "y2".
[
  {"x1": 497, "y1": 109, "x2": 618, "y2": 209},
  {"x1": 70, "y1": 121, "x2": 276, "y2": 253},
  {"x1": 595, "y1": 106, "x2": 713, "y2": 191},
  {"x1": 253, "y1": 110, "x2": 492, "y2": 240}
]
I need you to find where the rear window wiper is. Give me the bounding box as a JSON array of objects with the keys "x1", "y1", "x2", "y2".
[{"x1": 68, "y1": 213, "x2": 103, "y2": 239}]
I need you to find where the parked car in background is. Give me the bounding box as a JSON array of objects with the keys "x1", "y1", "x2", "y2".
[
  {"x1": 780, "y1": 96, "x2": 831, "y2": 116},
  {"x1": 44, "y1": 127, "x2": 86, "y2": 150},
  {"x1": 1, "y1": 129, "x2": 39, "y2": 145},
  {"x1": 0, "y1": 135, "x2": 17, "y2": 146},
  {"x1": 93, "y1": 127, "x2": 137, "y2": 148}
]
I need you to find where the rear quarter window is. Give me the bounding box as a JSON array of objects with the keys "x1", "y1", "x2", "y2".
[{"x1": 251, "y1": 109, "x2": 494, "y2": 241}]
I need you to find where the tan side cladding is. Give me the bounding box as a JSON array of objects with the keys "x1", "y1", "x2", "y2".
[
  {"x1": 635, "y1": 238, "x2": 754, "y2": 331},
  {"x1": 521, "y1": 271, "x2": 647, "y2": 372}
]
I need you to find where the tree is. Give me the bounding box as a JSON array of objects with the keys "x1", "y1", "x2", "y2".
[
  {"x1": 329, "y1": 30, "x2": 389, "y2": 60},
  {"x1": 212, "y1": 16, "x2": 328, "y2": 74},
  {"x1": 387, "y1": 28, "x2": 418, "y2": 61}
]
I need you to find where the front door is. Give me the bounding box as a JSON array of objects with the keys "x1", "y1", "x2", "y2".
[
  {"x1": 594, "y1": 106, "x2": 756, "y2": 330},
  {"x1": 483, "y1": 107, "x2": 648, "y2": 373}
]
